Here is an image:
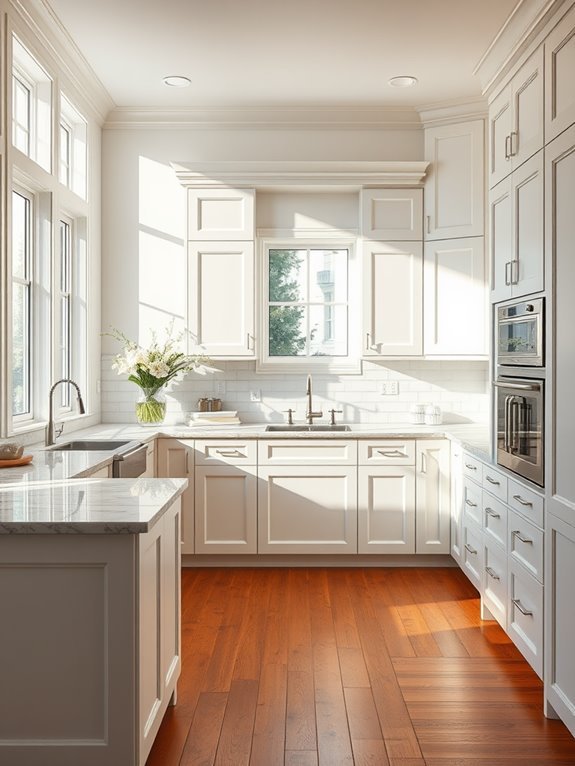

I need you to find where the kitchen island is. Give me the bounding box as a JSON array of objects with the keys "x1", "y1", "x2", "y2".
[{"x1": 0, "y1": 476, "x2": 187, "y2": 766}]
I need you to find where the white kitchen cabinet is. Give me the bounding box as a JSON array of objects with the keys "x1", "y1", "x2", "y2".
[
  {"x1": 450, "y1": 442, "x2": 464, "y2": 564},
  {"x1": 258, "y1": 465, "x2": 357, "y2": 554},
  {"x1": 195, "y1": 465, "x2": 257, "y2": 554},
  {"x1": 187, "y1": 188, "x2": 255, "y2": 240},
  {"x1": 488, "y1": 46, "x2": 544, "y2": 189},
  {"x1": 415, "y1": 440, "x2": 450, "y2": 554},
  {"x1": 156, "y1": 439, "x2": 194, "y2": 553},
  {"x1": 423, "y1": 236, "x2": 486, "y2": 355},
  {"x1": 187, "y1": 241, "x2": 254, "y2": 357},
  {"x1": 358, "y1": 465, "x2": 416, "y2": 554},
  {"x1": 508, "y1": 557, "x2": 544, "y2": 677},
  {"x1": 489, "y1": 150, "x2": 544, "y2": 302},
  {"x1": 462, "y1": 518, "x2": 483, "y2": 588},
  {"x1": 362, "y1": 240, "x2": 422, "y2": 356},
  {"x1": 482, "y1": 538, "x2": 507, "y2": 629},
  {"x1": 545, "y1": 513, "x2": 575, "y2": 737},
  {"x1": 140, "y1": 440, "x2": 156, "y2": 478},
  {"x1": 545, "y1": 3, "x2": 575, "y2": 144},
  {"x1": 424, "y1": 119, "x2": 484, "y2": 240},
  {"x1": 360, "y1": 188, "x2": 422, "y2": 240}
]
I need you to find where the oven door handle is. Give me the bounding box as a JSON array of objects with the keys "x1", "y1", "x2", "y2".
[
  {"x1": 493, "y1": 381, "x2": 541, "y2": 391},
  {"x1": 510, "y1": 398, "x2": 520, "y2": 453},
  {"x1": 504, "y1": 395, "x2": 513, "y2": 452}
]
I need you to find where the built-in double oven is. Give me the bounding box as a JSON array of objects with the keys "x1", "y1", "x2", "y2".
[{"x1": 494, "y1": 298, "x2": 544, "y2": 487}]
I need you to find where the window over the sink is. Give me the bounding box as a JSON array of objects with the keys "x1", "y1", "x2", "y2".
[{"x1": 258, "y1": 240, "x2": 360, "y2": 373}]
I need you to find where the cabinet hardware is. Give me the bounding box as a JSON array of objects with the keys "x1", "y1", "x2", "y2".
[
  {"x1": 464, "y1": 463, "x2": 477, "y2": 470},
  {"x1": 215, "y1": 449, "x2": 243, "y2": 457},
  {"x1": 505, "y1": 134, "x2": 511, "y2": 160},
  {"x1": 512, "y1": 529, "x2": 533, "y2": 544},
  {"x1": 486, "y1": 475, "x2": 500, "y2": 485},
  {"x1": 465, "y1": 499, "x2": 478, "y2": 507},
  {"x1": 512, "y1": 598, "x2": 533, "y2": 617},
  {"x1": 505, "y1": 260, "x2": 511, "y2": 285},
  {"x1": 426, "y1": 215, "x2": 431, "y2": 234},
  {"x1": 486, "y1": 566, "x2": 500, "y2": 580},
  {"x1": 464, "y1": 543, "x2": 477, "y2": 555},
  {"x1": 377, "y1": 449, "x2": 407, "y2": 457},
  {"x1": 185, "y1": 450, "x2": 189, "y2": 474},
  {"x1": 421, "y1": 452, "x2": 427, "y2": 474},
  {"x1": 485, "y1": 507, "x2": 501, "y2": 519},
  {"x1": 512, "y1": 494, "x2": 533, "y2": 507},
  {"x1": 366, "y1": 332, "x2": 372, "y2": 351},
  {"x1": 510, "y1": 130, "x2": 518, "y2": 156},
  {"x1": 494, "y1": 381, "x2": 540, "y2": 392},
  {"x1": 247, "y1": 333, "x2": 253, "y2": 350},
  {"x1": 510, "y1": 259, "x2": 519, "y2": 285}
]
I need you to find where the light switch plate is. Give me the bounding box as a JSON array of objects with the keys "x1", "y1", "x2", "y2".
[
  {"x1": 250, "y1": 389, "x2": 261, "y2": 402},
  {"x1": 381, "y1": 381, "x2": 399, "y2": 395},
  {"x1": 214, "y1": 381, "x2": 226, "y2": 395}
]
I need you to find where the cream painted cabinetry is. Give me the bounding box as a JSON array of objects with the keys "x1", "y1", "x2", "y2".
[
  {"x1": 156, "y1": 439, "x2": 194, "y2": 552},
  {"x1": 450, "y1": 442, "x2": 464, "y2": 563},
  {"x1": 187, "y1": 188, "x2": 255, "y2": 240},
  {"x1": 415, "y1": 440, "x2": 450, "y2": 554},
  {"x1": 140, "y1": 440, "x2": 156, "y2": 478},
  {"x1": 424, "y1": 119, "x2": 484, "y2": 240},
  {"x1": 489, "y1": 150, "x2": 544, "y2": 302},
  {"x1": 488, "y1": 46, "x2": 544, "y2": 189},
  {"x1": 360, "y1": 188, "x2": 422, "y2": 240},
  {"x1": 545, "y1": 4, "x2": 575, "y2": 144}
]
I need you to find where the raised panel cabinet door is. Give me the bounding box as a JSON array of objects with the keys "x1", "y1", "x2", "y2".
[
  {"x1": 511, "y1": 150, "x2": 544, "y2": 297},
  {"x1": 450, "y1": 443, "x2": 464, "y2": 563},
  {"x1": 188, "y1": 241, "x2": 255, "y2": 357},
  {"x1": 510, "y1": 46, "x2": 544, "y2": 171},
  {"x1": 156, "y1": 439, "x2": 194, "y2": 553},
  {"x1": 424, "y1": 119, "x2": 484, "y2": 240},
  {"x1": 358, "y1": 465, "x2": 415, "y2": 554},
  {"x1": 415, "y1": 440, "x2": 450, "y2": 554},
  {"x1": 488, "y1": 84, "x2": 513, "y2": 189},
  {"x1": 362, "y1": 240, "x2": 423, "y2": 357},
  {"x1": 360, "y1": 188, "x2": 422, "y2": 240},
  {"x1": 194, "y1": 465, "x2": 257, "y2": 554},
  {"x1": 258, "y1": 465, "x2": 357, "y2": 554},
  {"x1": 545, "y1": 4, "x2": 575, "y2": 144},
  {"x1": 546, "y1": 126, "x2": 575, "y2": 524},
  {"x1": 545, "y1": 513, "x2": 575, "y2": 737},
  {"x1": 489, "y1": 176, "x2": 513, "y2": 302},
  {"x1": 423, "y1": 236, "x2": 486, "y2": 355},
  {"x1": 187, "y1": 188, "x2": 255, "y2": 240}
]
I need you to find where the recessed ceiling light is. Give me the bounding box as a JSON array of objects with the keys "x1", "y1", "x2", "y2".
[
  {"x1": 388, "y1": 75, "x2": 418, "y2": 88},
  {"x1": 163, "y1": 75, "x2": 191, "y2": 88}
]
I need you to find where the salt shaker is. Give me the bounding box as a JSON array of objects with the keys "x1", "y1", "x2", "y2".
[
  {"x1": 424, "y1": 404, "x2": 442, "y2": 425},
  {"x1": 410, "y1": 404, "x2": 426, "y2": 424}
]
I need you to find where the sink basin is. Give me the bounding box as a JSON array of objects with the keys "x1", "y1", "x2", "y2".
[
  {"x1": 46, "y1": 439, "x2": 134, "y2": 451},
  {"x1": 265, "y1": 425, "x2": 351, "y2": 432}
]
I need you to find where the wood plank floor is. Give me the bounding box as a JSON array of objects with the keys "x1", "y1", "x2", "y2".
[{"x1": 146, "y1": 567, "x2": 575, "y2": 766}]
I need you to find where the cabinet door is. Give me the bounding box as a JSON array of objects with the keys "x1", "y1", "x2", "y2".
[
  {"x1": 258, "y1": 466, "x2": 357, "y2": 554},
  {"x1": 358, "y1": 466, "x2": 415, "y2": 554},
  {"x1": 424, "y1": 119, "x2": 484, "y2": 240},
  {"x1": 187, "y1": 188, "x2": 254, "y2": 240},
  {"x1": 188, "y1": 241, "x2": 254, "y2": 357},
  {"x1": 489, "y1": 175, "x2": 513, "y2": 302},
  {"x1": 195, "y1": 465, "x2": 257, "y2": 554},
  {"x1": 140, "y1": 441, "x2": 156, "y2": 478},
  {"x1": 510, "y1": 46, "x2": 544, "y2": 171},
  {"x1": 415, "y1": 440, "x2": 450, "y2": 554},
  {"x1": 546, "y1": 126, "x2": 575, "y2": 525},
  {"x1": 545, "y1": 513, "x2": 575, "y2": 737},
  {"x1": 360, "y1": 188, "x2": 422, "y2": 240},
  {"x1": 362, "y1": 240, "x2": 422, "y2": 356},
  {"x1": 450, "y1": 443, "x2": 464, "y2": 563},
  {"x1": 488, "y1": 84, "x2": 512, "y2": 189},
  {"x1": 545, "y1": 4, "x2": 575, "y2": 144},
  {"x1": 156, "y1": 439, "x2": 194, "y2": 553},
  {"x1": 511, "y1": 150, "x2": 544, "y2": 297},
  {"x1": 423, "y1": 237, "x2": 486, "y2": 355}
]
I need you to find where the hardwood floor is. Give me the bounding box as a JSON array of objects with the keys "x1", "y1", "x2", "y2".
[{"x1": 145, "y1": 567, "x2": 575, "y2": 766}]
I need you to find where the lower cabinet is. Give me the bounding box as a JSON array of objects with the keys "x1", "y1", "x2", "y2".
[
  {"x1": 156, "y1": 439, "x2": 194, "y2": 553},
  {"x1": 415, "y1": 440, "x2": 451, "y2": 553},
  {"x1": 358, "y1": 465, "x2": 416, "y2": 553},
  {"x1": 508, "y1": 558, "x2": 544, "y2": 677}
]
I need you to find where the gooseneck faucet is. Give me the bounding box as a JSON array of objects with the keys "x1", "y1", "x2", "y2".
[
  {"x1": 305, "y1": 374, "x2": 323, "y2": 425},
  {"x1": 45, "y1": 378, "x2": 86, "y2": 446}
]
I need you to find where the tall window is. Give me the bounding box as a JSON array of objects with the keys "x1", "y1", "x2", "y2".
[
  {"x1": 12, "y1": 190, "x2": 33, "y2": 418},
  {"x1": 59, "y1": 94, "x2": 87, "y2": 199},
  {"x1": 12, "y1": 72, "x2": 32, "y2": 155},
  {"x1": 59, "y1": 219, "x2": 72, "y2": 407}
]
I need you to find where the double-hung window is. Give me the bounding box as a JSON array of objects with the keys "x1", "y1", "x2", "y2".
[
  {"x1": 11, "y1": 190, "x2": 33, "y2": 420},
  {"x1": 59, "y1": 95, "x2": 88, "y2": 199}
]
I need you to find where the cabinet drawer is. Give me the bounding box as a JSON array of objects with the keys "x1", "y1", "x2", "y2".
[
  {"x1": 508, "y1": 509, "x2": 544, "y2": 583},
  {"x1": 358, "y1": 440, "x2": 415, "y2": 465},
  {"x1": 483, "y1": 540, "x2": 507, "y2": 629},
  {"x1": 481, "y1": 464, "x2": 508, "y2": 503},
  {"x1": 462, "y1": 453, "x2": 482, "y2": 481},
  {"x1": 508, "y1": 479, "x2": 544, "y2": 528},
  {"x1": 462, "y1": 521, "x2": 483, "y2": 589},
  {"x1": 463, "y1": 479, "x2": 482, "y2": 526},
  {"x1": 508, "y1": 560, "x2": 543, "y2": 678},
  {"x1": 194, "y1": 439, "x2": 257, "y2": 465},
  {"x1": 482, "y1": 492, "x2": 508, "y2": 550},
  {"x1": 258, "y1": 439, "x2": 357, "y2": 466}
]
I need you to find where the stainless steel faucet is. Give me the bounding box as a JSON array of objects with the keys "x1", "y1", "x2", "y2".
[
  {"x1": 45, "y1": 379, "x2": 86, "y2": 446},
  {"x1": 305, "y1": 374, "x2": 323, "y2": 425}
]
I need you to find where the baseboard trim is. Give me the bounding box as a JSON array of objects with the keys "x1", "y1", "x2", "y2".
[{"x1": 182, "y1": 553, "x2": 457, "y2": 568}]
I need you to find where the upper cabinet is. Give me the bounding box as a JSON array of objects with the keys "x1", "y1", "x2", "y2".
[
  {"x1": 187, "y1": 188, "x2": 255, "y2": 240},
  {"x1": 488, "y1": 46, "x2": 544, "y2": 189},
  {"x1": 424, "y1": 120, "x2": 484, "y2": 240},
  {"x1": 545, "y1": 3, "x2": 575, "y2": 144},
  {"x1": 360, "y1": 188, "x2": 422, "y2": 240}
]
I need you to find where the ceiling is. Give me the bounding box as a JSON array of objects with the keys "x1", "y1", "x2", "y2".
[{"x1": 47, "y1": 0, "x2": 519, "y2": 109}]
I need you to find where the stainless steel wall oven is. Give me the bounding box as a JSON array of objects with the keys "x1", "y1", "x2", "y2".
[{"x1": 496, "y1": 298, "x2": 544, "y2": 367}]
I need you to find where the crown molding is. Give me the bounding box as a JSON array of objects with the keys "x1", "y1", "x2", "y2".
[
  {"x1": 417, "y1": 98, "x2": 487, "y2": 128},
  {"x1": 172, "y1": 161, "x2": 430, "y2": 190},
  {"x1": 104, "y1": 105, "x2": 423, "y2": 131}
]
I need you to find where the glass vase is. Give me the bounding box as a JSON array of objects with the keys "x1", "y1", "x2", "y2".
[{"x1": 135, "y1": 387, "x2": 167, "y2": 425}]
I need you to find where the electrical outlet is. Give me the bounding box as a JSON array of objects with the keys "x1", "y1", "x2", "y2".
[
  {"x1": 250, "y1": 389, "x2": 261, "y2": 402},
  {"x1": 381, "y1": 381, "x2": 399, "y2": 396},
  {"x1": 214, "y1": 380, "x2": 226, "y2": 395}
]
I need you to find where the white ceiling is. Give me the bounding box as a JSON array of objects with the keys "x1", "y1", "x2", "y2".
[{"x1": 47, "y1": 0, "x2": 519, "y2": 109}]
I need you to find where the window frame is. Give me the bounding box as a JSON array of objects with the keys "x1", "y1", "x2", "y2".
[{"x1": 257, "y1": 237, "x2": 361, "y2": 374}]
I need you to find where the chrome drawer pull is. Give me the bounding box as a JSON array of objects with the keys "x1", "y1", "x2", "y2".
[
  {"x1": 377, "y1": 449, "x2": 407, "y2": 457},
  {"x1": 486, "y1": 567, "x2": 500, "y2": 581},
  {"x1": 464, "y1": 543, "x2": 477, "y2": 555},
  {"x1": 215, "y1": 449, "x2": 244, "y2": 457},
  {"x1": 512, "y1": 598, "x2": 533, "y2": 617},
  {"x1": 485, "y1": 507, "x2": 501, "y2": 519},
  {"x1": 512, "y1": 494, "x2": 533, "y2": 507},
  {"x1": 486, "y1": 475, "x2": 500, "y2": 485},
  {"x1": 512, "y1": 529, "x2": 533, "y2": 544},
  {"x1": 465, "y1": 499, "x2": 478, "y2": 507},
  {"x1": 465, "y1": 463, "x2": 477, "y2": 470}
]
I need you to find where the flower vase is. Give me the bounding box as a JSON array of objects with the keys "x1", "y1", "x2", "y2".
[{"x1": 135, "y1": 387, "x2": 167, "y2": 425}]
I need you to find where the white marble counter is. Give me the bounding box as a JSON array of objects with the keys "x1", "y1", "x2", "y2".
[
  {"x1": 0, "y1": 477, "x2": 187, "y2": 534},
  {"x1": 0, "y1": 447, "x2": 115, "y2": 486}
]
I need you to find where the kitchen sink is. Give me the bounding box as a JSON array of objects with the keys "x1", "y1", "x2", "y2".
[
  {"x1": 46, "y1": 439, "x2": 134, "y2": 451},
  {"x1": 265, "y1": 424, "x2": 351, "y2": 432}
]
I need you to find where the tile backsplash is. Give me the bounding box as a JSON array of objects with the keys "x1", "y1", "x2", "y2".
[{"x1": 101, "y1": 357, "x2": 489, "y2": 425}]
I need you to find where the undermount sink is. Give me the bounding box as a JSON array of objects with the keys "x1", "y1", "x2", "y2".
[
  {"x1": 46, "y1": 439, "x2": 134, "y2": 451},
  {"x1": 265, "y1": 424, "x2": 351, "y2": 432}
]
